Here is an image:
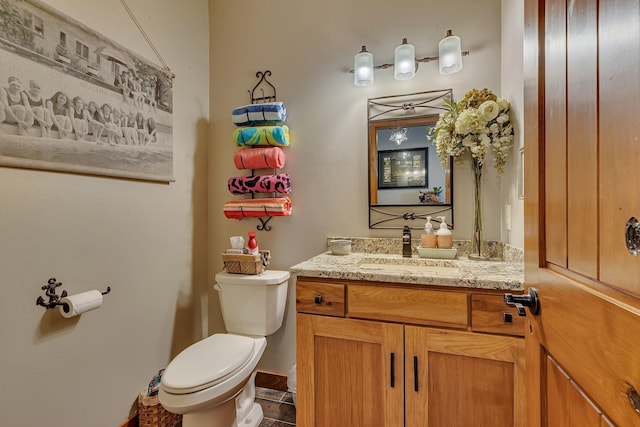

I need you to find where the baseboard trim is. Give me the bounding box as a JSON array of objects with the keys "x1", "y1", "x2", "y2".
[{"x1": 255, "y1": 370, "x2": 288, "y2": 392}]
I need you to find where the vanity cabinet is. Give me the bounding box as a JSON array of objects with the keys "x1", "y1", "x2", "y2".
[
  {"x1": 296, "y1": 277, "x2": 525, "y2": 427},
  {"x1": 296, "y1": 314, "x2": 404, "y2": 427},
  {"x1": 405, "y1": 327, "x2": 524, "y2": 427}
]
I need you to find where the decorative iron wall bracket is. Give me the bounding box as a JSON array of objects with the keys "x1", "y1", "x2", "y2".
[
  {"x1": 369, "y1": 206, "x2": 453, "y2": 230},
  {"x1": 249, "y1": 70, "x2": 277, "y2": 104},
  {"x1": 36, "y1": 278, "x2": 67, "y2": 309}
]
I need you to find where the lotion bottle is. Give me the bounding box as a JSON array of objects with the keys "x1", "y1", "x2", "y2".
[
  {"x1": 420, "y1": 216, "x2": 437, "y2": 248},
  {"x1": 247, "y1": 231, "x2": 259, "y2": 255},
  {"x1": 436, "y1": 216, "x2": 453, "y2": 249}
]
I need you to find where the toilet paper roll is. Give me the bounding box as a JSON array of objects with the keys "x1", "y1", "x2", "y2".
[{"x1": 58, "y1": 290, "x2": 103, "y2": 318}]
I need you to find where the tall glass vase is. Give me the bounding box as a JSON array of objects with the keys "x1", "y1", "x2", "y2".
[{"x1": 469, "y1": 158, "x2": 489, "y2": 260}]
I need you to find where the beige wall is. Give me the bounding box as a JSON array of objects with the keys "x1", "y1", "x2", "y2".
[
  {"x1": 0, "y1": 1, "x2": 524, "y2": 424},
  {"x1": 210, "y1": 0, "x2": 524, "y2": 375},
  {"x1": 0, "y1": 1, "x2": 209, "y2": 426},
  {"x1": 501, "y1": 0, "x2": 525, "y2": 249}
]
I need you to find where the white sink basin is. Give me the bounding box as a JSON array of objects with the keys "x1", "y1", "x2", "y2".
[{"x1": 356, "y1": 257, "x2": 459, "y2": 274}]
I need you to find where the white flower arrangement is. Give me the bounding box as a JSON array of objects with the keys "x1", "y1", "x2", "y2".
[{"x1": 432, "y1": 88, "x2": 514, "y2": 175}]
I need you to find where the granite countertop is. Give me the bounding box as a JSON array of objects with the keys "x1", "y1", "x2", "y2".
[{"x1": 290, "y1": 251, "x2": 524, "y2": 291}]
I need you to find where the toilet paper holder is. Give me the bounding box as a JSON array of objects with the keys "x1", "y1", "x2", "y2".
[{"x1": 36, "y1": 277, "x2": 111, "y2": 310}]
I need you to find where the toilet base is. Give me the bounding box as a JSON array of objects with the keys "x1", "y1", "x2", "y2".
[
  {"x1": 236, "y1": 402, "x2": 263, "y2": 427},
  {"x1": 181, "y1": 371, "x2": 263, "y2": 427}
]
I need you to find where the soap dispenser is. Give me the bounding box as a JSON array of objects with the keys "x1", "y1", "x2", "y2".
[
  {"x1": 402, "y1": 225, "x2": 412, "y2": 258},
  {"x1": 420, "y1": 216, "x2": 437, "y2": 249},
  {"x1": 436, "y1": 216, "x2": 452, "y2": 249}
]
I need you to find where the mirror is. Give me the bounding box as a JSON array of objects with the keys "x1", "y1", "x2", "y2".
[{"x1": 368, "y1": 90, "x2": 454, "y2": 229}]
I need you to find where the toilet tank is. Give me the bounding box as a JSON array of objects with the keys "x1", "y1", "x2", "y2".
[{"x1": 214, "y1": 270, "x2": 290, "y2": 336}]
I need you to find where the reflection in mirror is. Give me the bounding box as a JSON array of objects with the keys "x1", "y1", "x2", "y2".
[{"x1": 368, "y1": 90, "x2": 453, "y2": 230}]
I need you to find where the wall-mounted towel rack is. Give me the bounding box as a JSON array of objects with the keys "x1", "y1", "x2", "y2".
[
  {"x1": 224, "y1": 71, "x2": 292, "y2": 231},
  {"x1": 225, "y1": 70, "x2": 291, "y2": 231}
]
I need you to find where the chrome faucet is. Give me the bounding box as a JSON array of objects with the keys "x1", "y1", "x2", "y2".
[{"x1": 402, "y1": 226, "x2": 412, "y2": 257}]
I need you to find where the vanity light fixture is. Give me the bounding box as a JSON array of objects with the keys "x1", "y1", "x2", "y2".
[
  {"x1": 438, "y1": 30, "x2": 463, "y2": 74},
  {"x1": 351, "y1": 30, "x2": 468, "y2": 85},
  {"x1": 354, "y1": 46, "x2": 374, "y2": 86},
  {"x1": 394, "y1": 38, "x2": 416, "y2": 80}
]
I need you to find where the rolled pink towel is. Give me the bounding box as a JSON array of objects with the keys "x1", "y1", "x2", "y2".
[
  {"x1": 228, "y1": 173, "x2": 291, "y2": 195},
  {"x1": 233, "y1": 147, "x2": 286, "y2": 170}
]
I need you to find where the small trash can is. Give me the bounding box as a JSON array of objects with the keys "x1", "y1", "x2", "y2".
[
  {"x1": 138, "y1": 387, "x2": 182, "y2": 427},
  {"x1": 287, "y1": 364, "x2": 297, "y2": 407},
  {"x1": 138, "y1": 369, "x2": 182, "y2": 427}
]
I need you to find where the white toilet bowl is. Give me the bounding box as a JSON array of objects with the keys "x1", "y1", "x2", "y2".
[
  {"x1": 159, "y1": 270, "x2": 290, "y2": 427},
  {"x1": 159, "y1": 334, "x2": 266, "y2": 427}
]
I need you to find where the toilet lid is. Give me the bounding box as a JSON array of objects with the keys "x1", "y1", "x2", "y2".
[{"x1": 161, "y1": 334, "x2": 255, "y2": 394}]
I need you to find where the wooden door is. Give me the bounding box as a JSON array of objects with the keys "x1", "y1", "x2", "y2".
[
  {"x1": 524, "y1": 0, "x2": 640, "y2": 425},
  {"x1": 404, "y1": 326, "x2": 524, "y2": 427},
  {"x1": 296, "y1": 314, "x2": 404, "y2": 427}
]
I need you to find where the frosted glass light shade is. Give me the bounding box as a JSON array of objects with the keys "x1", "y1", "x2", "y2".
[
  {"x1": 394, "y1": 38, "x2": 415, "y2": 80},
  {"x1": 438, "y1": 30, "x2": 463, "y2": 75},
  {"x1": 354, "y1": 46, "x2": 374, "y2": 86}
]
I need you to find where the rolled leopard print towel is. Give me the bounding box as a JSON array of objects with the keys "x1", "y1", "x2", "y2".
[{"x1": 227, "y1": 173, "x2": 292, "y2": 195}]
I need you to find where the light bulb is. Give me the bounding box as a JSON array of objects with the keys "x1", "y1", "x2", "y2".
[
  {"x1": 439, "y1": 30, "x2": 463, "y2": 75},
  {"x1": 394, "y1": 38, "x2": 415, "y2": 80},
  {"x1": 354, "y1": 46, "x2": 374, "y2": 86}
]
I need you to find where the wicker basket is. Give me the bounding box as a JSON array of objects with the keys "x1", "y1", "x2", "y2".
[
  {"x1": 221, "y1": 250, "x2": 271, "y2": 274},
  {"x1": 138, "y1": 387, "x2": 182, "y2": 427}
]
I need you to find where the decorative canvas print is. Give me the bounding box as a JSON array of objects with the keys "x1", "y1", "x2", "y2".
[{"x1": 0, "y1": 0, "x2": 174, "y2": 182}]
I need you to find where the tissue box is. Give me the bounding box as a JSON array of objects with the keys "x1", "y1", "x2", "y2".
[{"x1": 221, "y1": 250, "x2": 271, "y2": 274}]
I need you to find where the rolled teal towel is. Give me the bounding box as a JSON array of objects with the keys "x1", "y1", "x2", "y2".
[{"x1": 233, "y1": 125, "x2": 290, "y2": 147}]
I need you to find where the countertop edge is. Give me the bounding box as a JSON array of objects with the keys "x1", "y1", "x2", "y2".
[{"x1": 290, "y1": 252, "x2": 525, "y2": 292}]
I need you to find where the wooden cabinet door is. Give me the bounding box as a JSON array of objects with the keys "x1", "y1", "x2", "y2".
[
  {"x1": 404, "y1": 326, "x2": 524, "y2": 427},
  {"x1": 296, "y1": 313, "x2": 404, "y2": 427},
  {"x1": 524, "y1": 0, "x2": 640, "y2": 425},
  {"x1": 546, "y1": 355, "x2": 603, "y2": 426}
]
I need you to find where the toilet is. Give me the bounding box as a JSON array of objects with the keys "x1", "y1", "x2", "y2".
[{"x1": 159, "y1": 270, "x2": 290, "y2": 427}]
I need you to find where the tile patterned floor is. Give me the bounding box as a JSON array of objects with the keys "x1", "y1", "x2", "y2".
[{"x1": 256, "y1": 386, "x2": 296, "y2": 426}]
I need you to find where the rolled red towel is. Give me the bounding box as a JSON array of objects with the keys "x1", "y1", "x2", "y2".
[{"x1": 233, "y1": 147, "x2": 286, "y2": 170}]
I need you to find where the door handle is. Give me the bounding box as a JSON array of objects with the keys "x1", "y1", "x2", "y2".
[
  {"x1": 626, "y1": 383, "x2": 640, "y2": 414},
  {"x1": 504, "y1": 288, "x2": 540, "y2": 316},
  {"x1": 626, "y1": 217, "x2": 640, "y2": 256},
  {"x1": 413, "y1": 356, "x2": 419, "y2": 392},
  {"x1": 390, "y1": 352, "x2": 396, "y2": 388}
]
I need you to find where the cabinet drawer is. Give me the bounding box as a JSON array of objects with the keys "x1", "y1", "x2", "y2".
[
  {"x1": 296, "y1": 280, "x2": 345, "y2": 317},
  {"x1": 471, "y1": 293, "x2": 525, "y2": 336},
  {"x1": 348, "y1": 284, "x2": 468, "y2": 328}
]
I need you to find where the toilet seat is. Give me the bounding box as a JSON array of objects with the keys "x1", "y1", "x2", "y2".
[{"x1": 161, "y1": 334, "x2": 256, "y2": 394}]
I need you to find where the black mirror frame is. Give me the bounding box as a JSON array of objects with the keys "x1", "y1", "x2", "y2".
[{"x1": 368, "y1": 89, "x2": 455, "y2": 230}]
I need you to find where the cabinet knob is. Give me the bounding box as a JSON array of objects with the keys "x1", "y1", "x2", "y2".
[
  {"x1": 504, "y1": 288, "x2": 539, "y2": 316},
  {"x1": 314, "y1": 295, "x2": 323, "y2": 304}
]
